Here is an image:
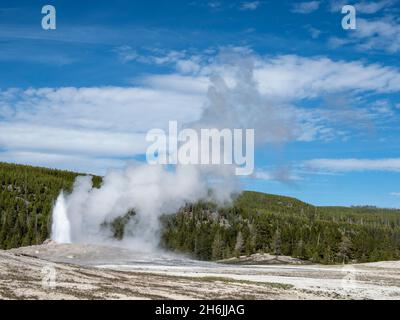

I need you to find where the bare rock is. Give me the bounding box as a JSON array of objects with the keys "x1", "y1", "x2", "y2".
[{"x1": 42, "y1": 239, "x2": 57, "y2": 246}]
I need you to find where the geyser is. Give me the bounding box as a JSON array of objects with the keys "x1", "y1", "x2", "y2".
[
  {"x1": 50, "y1": 52, "x2": 296, "y2": 250},
  {"x1": 50, "y1": 164, "x2": 218, "y2": 250},
  {"x1": 51, "y1": 192, "x2": 71, "y2": 243}
]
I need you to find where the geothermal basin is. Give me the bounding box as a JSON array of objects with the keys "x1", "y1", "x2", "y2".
[{"x1": 0, "y1": 242, "x2": 398, "y2": 300}]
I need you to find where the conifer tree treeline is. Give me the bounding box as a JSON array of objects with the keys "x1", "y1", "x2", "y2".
[
  {"x1": 1, "y1": 162, "x2": 400, "y2": 264},
  {"x1": 160, "y1": 192, "x2": 400, "y2": 263},
  {"x1": 0, "y1": 162, "x2": 101, "y2": 249}
]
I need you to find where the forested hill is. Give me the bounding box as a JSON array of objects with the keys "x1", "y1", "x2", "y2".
[
  {"x1": 0, "y1": 162, "x2": 101, "y2": 248},
  {"x1": 161, "y1": 192, "x2": 400, "y2": 263},
  {"x1": 1, "y1": 162, "x2": 400, "y2": 264}
]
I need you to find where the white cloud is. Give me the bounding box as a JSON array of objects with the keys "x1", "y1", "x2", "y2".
[
  {"x1": 329, "y1": 0, "x2": 395, "y2": 13},
  {"x1": 240, "y1": 1, "x2": 261, "y2": 10},
  {"x1": 2, "y1": 52, "x2": 400, "y2": 172},
  {"x1": 292, "y1": 1, "x2": 320, "y2": 14},
  {"x1": 369, "y1": 99, "x2": 394, "y2": 116},
  {"x1": 328, "y1": 36, "x2": 351, "y2": 48},
  {"x1": 176, "y1": 59, "x2": 202, "y2": 74},
  {"x1": 253, "y1": 168, "x2": 302, "y2": 181},
  {"x1": 153, "y1": 50, "x2": 186, "y2": 65},
  {"x1": 194, "y1": 1, "x2": 261, "y2": 11},
  {"x1": 139, "y1": 74, "x2": 209, "y2": 94},
  {"x1": 254, "y1": 55, "x2": 400, "y2": 100},
  {"x1": 329, "y1": 15, "x2": 400, "y2": 53},
  {"x1": 328, "y1": 1, "x2": 400, "y2": 53},
  {"x1": 0, "y1": 84, "x2": 206, "y2": 172},
  {"x1": 355, "y1": 0, "x2": 395, "y2": 14},
  {"x1": 0, "y1": 123, "x2": 148, "y2": 157},
  {"x1": 0, "y1": 151, "x2": 126, "y2": 176},
  {"x1": 114, "y1": 45, "x2": 138, "y2": 63},
  {"x1": 306, "y1": 25, "x2": 322, "y2": 39},
  {"x1": 390, "y1": 192, "x2": 400, "y2": 197},
  {"x1": 208, "y1": 1, "x2": 221, "y2": 9},
  {"x1": 355, "y1": 17, "x2": 400, "y2": 53},
  {"x1": 114, "y1": 47, "x2": 204, "y2": 75},
  {"x1": 137, "y1": 53, "x2": 400, "y2": 102},
  {"x1": 305, "y1": 158, "x2": 400, "y2": 172},
  {"x1": 1, "y1": 85, "x2": 205, "y2": 132}
]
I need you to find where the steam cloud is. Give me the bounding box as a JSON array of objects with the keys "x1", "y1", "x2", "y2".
[
  {"x1": 53, "y1": 165, "x2": 210, "y2": 250},
  {"x1": 51, "y1": 52, "x2": 296, "y2": 250}
]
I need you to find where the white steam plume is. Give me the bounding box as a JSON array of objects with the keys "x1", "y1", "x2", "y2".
[
  {"x1": 51, "y1": 192, "x2": 71, "y2": 243},
  {"x1": 52, "y1": 164, "x2": 219, "y2": 250},
  {"x1": 51, "y1": 51, "x2": 296, "y2": 250},
  {"x1": 195, "y1": 52, "x2": 296, "y2": 145}
]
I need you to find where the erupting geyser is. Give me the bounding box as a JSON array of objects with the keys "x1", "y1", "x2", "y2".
[
  {"x1": 48, "y1": 54, "x2": 295, "y2": 249},
  {"x1": 51, "y1": 192, "x2": 71, "y2": 243}
]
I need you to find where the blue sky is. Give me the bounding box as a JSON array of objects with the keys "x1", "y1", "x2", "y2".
[{"x1": 1, "y1": 0, "x2": 400, "y2": 207}]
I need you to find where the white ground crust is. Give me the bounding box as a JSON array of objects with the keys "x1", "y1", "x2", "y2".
[{"x1": 1, "y1": 243, "x2": 399, "y2": 300}]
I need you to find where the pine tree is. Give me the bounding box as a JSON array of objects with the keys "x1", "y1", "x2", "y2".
[
  {"x1": 337, "y1": 234, "x2": 352, "y2": 263},
  {"x1": 211, "y1": 232, "x2": 223, "y2": 260},
  {"x1": 272, "y1": 228, "x2": 282, "y2": 257},
  {"x1": 234, "y1": 231, "x2": 243, "y2": 257}
]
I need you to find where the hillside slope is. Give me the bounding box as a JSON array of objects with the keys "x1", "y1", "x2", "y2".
[
  {"x1": 1, "y1": 162, "x2": 400, "y2": 264},
  {"x1": 160, "y1": 191, "x2": 400, "y2": 263},
  {"x1": 0, "y1": 162, "x2": 101, "y2": 249}
]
